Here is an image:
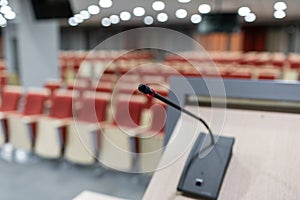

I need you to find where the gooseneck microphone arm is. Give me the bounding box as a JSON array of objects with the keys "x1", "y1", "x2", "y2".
[{"x1": 138, "y1": 84, "x2": 215, "y2": 145}]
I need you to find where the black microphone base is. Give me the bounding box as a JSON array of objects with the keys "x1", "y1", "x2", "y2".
[{"x1": 177, "y1": 132, "x2": 235, "y2": 200}]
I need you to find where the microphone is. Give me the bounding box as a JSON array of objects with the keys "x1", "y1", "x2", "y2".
[
  {"x1": 138, "y1": 83, "x2": 215, "y2": 145},
  {"x1": 138, "y1": 83, "x2": 235, "y2": 200}
]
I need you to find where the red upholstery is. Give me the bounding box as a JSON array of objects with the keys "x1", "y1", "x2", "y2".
[
  {"x1": 44, "y1": 81, "x2": 61, "y2": 105},
  {"x1": 0, "y1": 89, "x2": 21, "y2": 142},
  {"x1": 148, "y1": 103, "x2": 166, "y2": 133},
  {"x1": 227, "y1": 71, "x2": 252, "y2": 79},
  {"x1": 23, "y1": 93, "x2": 47, "y2": 116},
  {"x1": 94, "y1": 82, "x2": 113, "y2": 93},
  {"x1": 258, "y1": 73, "x2": 277, "y2": 80},
  {"x1": 77, "y1": 97, "x2": 108, "y2": 123},
  {"x1": 49, "y1": 95, "x2": 73, "y2": 119},
  {"x1": 114, "y1": 96, "x2": 145, "y2": 128},
  {"x1": 0, "y1": 91, "x2": 21, "y2": 112}
]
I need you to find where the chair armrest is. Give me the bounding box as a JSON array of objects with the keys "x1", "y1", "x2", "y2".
[
  {"x1": 101, "y1": 123, "x2": 152, "y2": 137},
  {"x1": 38, "y1": 116, "x2": 72, "y2": 127},
  {"x1": 0, "y1": 111, "x2": 18, "y2": 119},
  {"x1": 22, "y1": 115, "x2": 41, "y2": 124}
]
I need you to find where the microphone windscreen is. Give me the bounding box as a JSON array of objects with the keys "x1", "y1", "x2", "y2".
[{"x1": 138, "y1": 84, "x2": 153, "y2": 95}]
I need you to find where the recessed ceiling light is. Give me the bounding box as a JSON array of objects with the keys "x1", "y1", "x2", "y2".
[
  {"x1": 274, "y1": 1, "x2": 287, "y2": 10},
  {"x1": 68, "y1": 17, "x2": 78, "y2": 26},
  {"x1": 88, "y1": 5, "x2": 100, "y2": 15},
  {"x1": 238, "y1": 7, "x2": 251, "y2": 17},
  {"x1": 133, "y1": 7, "x2": 145, "y2": 17},
  {"x1": 152, "y1": 1, "x2": 165, "y2": 11},
  {"x1": 244, "y1": 13, "x2": 256, "y2": 22},
  {"x1": 274, "y1": 10, "x2": 286, "y2": 19},
  {"x1": 178, "y1": 0, "x2": 191, "y2": 3},
  {"x1": 157, "y1": 13, "x2": 168, "y2": 22},
  {"x1": 144, "y1": 16, "x2": 154, "y2": 25},
  {"x1": 102, "y1": 17, "x2": 111, "y2": 27},
  {"x1": 0, "y1": 0, "x2": 8, "y2": 7},
  {"x1": 99, "y1": 0, "x2": 112, "y2": 8},
  {"x1": 80, "y1": 10, "x2": 90, "y2": 20},
  {"x1": 120, "y1": 11, "x2": 131, "y2": 21},
  {"x1": 0, "y1": 5, "x2": 11, "y2": 14},
  {"x1": 0, "y1": 14, "x2": 7, "y2": 25},
  {"x1": 110, "y1": 14, "x2": 120, "y2": 24},
  {"x1": 74, "y1": 14, "x2": 83, "y2": 23},
  {"x1": 190, "y1": 14, "x2": 202, "y2": 24},
  {"x1": 4, "y1": 11, "x2": 15, "y2": 20},
  {"x1": 198, "y1": 4, "x2": 211, "y2": 14},
  {"x1": 175, "y1": 9, "x2": 188, "y2": 19}
]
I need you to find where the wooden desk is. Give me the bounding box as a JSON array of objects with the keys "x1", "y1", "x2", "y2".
[{"x1": 143, "y1": 106, "x2": 300, "y2": 200}]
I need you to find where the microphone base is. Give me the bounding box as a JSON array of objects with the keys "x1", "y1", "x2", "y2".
[{"x1": 177, "y1": 132, "x2": 235, "y2": 200}]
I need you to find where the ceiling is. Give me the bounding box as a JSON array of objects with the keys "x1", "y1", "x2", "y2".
[{"x1": 67, "y1": 0, "x2": 300, "y2": 26}]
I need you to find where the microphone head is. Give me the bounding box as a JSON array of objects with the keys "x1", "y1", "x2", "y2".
[{"x1": 138, "y1": 84, "x2": 153, "y2": 95}]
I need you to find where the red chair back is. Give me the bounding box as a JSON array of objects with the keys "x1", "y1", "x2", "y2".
[
  {"x1": 0, "y1": 91, "x2": 21, "y2": 112},
  {"x1": 77, "y1": 96, "x2": 109, "y2": 123},
  {"x1": 23, "y1": 93, "x2": 47, "y2": 116},
  {"x1": 148, "y1": 103, "x2": 166, "y2": 133},
  {"x1": 49, "y1": 94, "x2": 73, "y2": 119},
  {"x1": 114, "y1": 95, "x2": 146, "y2": 128}
]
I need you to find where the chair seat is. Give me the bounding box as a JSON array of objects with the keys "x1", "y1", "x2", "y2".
[
  {"x1": 8, "y1": 115, "x2": 34, "y2": 150},
  {"x1": 65, "y1": 123, "x2": 99, "y2": 164},
  {"x1": 35, "y1": 118, "x2": 66, "y2": 158},
  {"x1": 137, "y1": 132, "x2": 164, "y2": 172},
  {"x1": 99, "y1": 126, "x2": 134, "y2": 171}
]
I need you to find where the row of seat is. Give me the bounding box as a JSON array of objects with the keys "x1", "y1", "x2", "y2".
[
  {"x1": 59, "y1": 50, "x2": 300, "y2": 84},
  {"x1": 0, "y1": 85, "x2": 166, "y2": 172}
]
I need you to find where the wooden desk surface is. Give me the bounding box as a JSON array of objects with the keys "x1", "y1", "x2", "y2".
[{"x1": 143, "y1": 106, "x2": 300, "y2": 200}]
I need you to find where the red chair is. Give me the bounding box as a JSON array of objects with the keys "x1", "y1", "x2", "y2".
[
  {"x1": 34, "y1": 90, "x2": 74, "y2": 158},
  {"x1": 0, "y1": 86, "x2": 22, "y2": 144},
  {"x1": 258, "y1": 73, "x2": 277, "y2": 80},
  {"x1": 44, "y1": 79, "x2": 62, "y2": 106},
  {"x1": 100, "y1": 94, "x2": 147, "y2": 170},
  {"x1": 7, "y1": 89, "x2": 48, "y2": 151},
  {"x1": 227, "y1": 71, "x2": 252, "y2": 79},
  {"x1": 65, "y1": 92, "x2": 110, "y2": 164},
  {"x1": 93, "y1": 82, "x2": 114, "y2": 93}
]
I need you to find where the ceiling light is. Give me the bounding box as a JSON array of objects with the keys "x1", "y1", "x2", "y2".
[
  {"x1": 4, "y1": 11, "x2": 15, "y2": 20},
  {"x1": 88, "y1": 5, "x2": 100, "y2": 15},
  {"x1": 110, "y1": 14, "x2": 120, "y2": 24},
  {"x1": 152, "y1": 1, "x2": 165, "y2": 11},
  {"x1": 133, "y1": 7, "x2": 145, "y2": 17},
  {"x1": 68, "y1": 17, "x2": 78, "y2": 26},
  {"x1": 274, "y1": 1, "x2": 287, "y2": 10},
  {"x1": 102, "y1": 17, "x2": 111, "y2": 27},
  {"x1": 190, "y1": 14, "x2": 202, "y2": 24},
  {"x1": 120, "y1": 11, "x2": 131, "y2": 21},
  {"x1": 0, "y1": 0, "x2": 8, "y2": 6},
  {"x1": 238, "y1": 7, "x2": 251, "y2": 16},
  {"x1": 0, "y1": 5, "x2": 11, "y2": 14},
  {"x1": 99, "y1": 0, "x2": 112, "y2": 8},
  {"x1": 0, "y1": 14, "x2": 6, "y2": 25},
  {"x1": 74, "y1": 14, "x2": 83, "y2": 23},
  {"x1": 244, "y1": 13, "x2": 256, "y2": 22},
  {"x1": 157, "y1": 13, "x2": 168, "y2": 22},
  {"x1": 274, "y1": 10, "x2": 286, "y2": 19},
  {"x1": 178, "y1": 0, "x2": 191, "y2": 3},
  {"x1": 80, "y1": 10, "x2": 90, "y2": 20},
  {"x1": 144, "y1": 16, "x2": 154, "y2": 25},
  {"x1": 198, "y1": 4, "x2": 211, "y2": 14},
  {"x1": 175, "y1": 9, "x2": 188, "y2": 19}
]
